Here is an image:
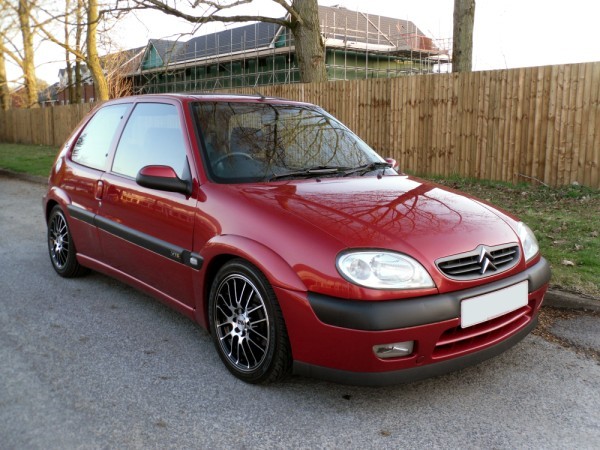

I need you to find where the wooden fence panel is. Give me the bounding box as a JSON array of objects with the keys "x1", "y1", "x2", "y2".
[
  {"x1": 1, "y1": 62, "x2": 598, "y2": 187},
  {"x1": 588, "y1": 63, "x2": 600, "y2": 187}
]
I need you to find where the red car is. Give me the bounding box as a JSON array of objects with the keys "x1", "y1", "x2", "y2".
[{"x1": 43, "y1": 94, "x2": 550, "y2": 385}]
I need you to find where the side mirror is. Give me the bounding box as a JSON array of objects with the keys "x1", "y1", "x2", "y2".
[
  {"x1": 136, "y1": 165, "x2": 192, "y2": 196},
  {"x1": 385, "y1": 158, "x2": 399, "y2": 170}
]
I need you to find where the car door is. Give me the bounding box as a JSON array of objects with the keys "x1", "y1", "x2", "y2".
[
  {"x1": 62, "y1": 102, "x2": 132, "y2": 262},
  {"x1": 97, "y1": 101, "x2": 199, "y2": 309}
]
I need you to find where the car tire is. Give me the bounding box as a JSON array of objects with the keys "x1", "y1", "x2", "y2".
[
  {"x1": 47, "y1": 206, "x2": 89, "y2": 278},
  {"x1": 208, "y1": 259, "x2": 292, "y2": 383}
]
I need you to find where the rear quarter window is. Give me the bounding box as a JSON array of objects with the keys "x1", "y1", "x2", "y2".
[{"x1": 71, "y1": 103, "x2": 130, "y2": 170}]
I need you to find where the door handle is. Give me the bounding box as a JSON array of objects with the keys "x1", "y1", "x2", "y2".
[{"x1": 95, "y1": 180, "x2": 105, "y2": 200}]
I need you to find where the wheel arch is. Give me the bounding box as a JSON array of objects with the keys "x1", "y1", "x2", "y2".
[
  {"x1": 44, "y1": 187, "x2": 72, "y2": 222},
  {"x1": 45, "y1": 199, "x2": 59, "y2": 222},
  {"x1": 195, "y1": 235, "x2": 307, "y2": 328}
]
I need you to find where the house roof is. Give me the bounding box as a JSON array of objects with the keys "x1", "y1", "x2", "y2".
[
  {"x1": 56, "y1": 46, "x2": 145, "y2": 80},
  {"x1": 178, "y1": 21, "x2": 281, "y2": 63},
  {"x1": 107, "y1": 46, "x2": 146, "y2": 74},
  {"x1": 318, "y1": 5, "x2": 435, "y2": 52},
  {"x1": 143, "y1": 21, "x2": 280, "y2": 67},
  {"x1": 146, "y1": 39, "x2": 187, "y2": 66},
  {"x1": 132, "y1": 5, "x2": 437, "y2": 73}
]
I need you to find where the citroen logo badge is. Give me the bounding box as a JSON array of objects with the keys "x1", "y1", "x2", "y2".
[{"x1": 478, "y1": 246, "x2": 498, "y2": 274}]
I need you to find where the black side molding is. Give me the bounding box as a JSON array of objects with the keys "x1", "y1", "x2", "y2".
[
  {"x1": 307, "y1": 258, "x2": 550, "y2": 331},
  {"x1": 68, "y1": 204, "x2": 95, "y2": 226},
  {"x1": 67, "y1": 204, "x2": 203, "y2": 270}
]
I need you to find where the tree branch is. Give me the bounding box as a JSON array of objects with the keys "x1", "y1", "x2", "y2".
[
  {"x1": 31, "y1": 16, "x2": 86, "y2": 61},
  {"x1": 0, "y1": 39, "x2": 25, "y2": 71},
  {"x1": 113, "y1": 0, "x2": 294, "y2": 28},
  {"x1": 271, "y1": 0, "x2": 301, "y2": 24}
]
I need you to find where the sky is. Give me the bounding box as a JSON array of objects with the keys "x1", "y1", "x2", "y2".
[{"x1": 8, "y1": 0, "x2": 600, "y2": 85}]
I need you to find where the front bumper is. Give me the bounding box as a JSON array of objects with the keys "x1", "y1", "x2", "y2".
[{"x1": 276, "y1": 258, "x2": 550, "y2": 386}]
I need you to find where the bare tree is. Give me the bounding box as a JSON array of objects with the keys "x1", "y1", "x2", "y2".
[
  {"x1": 114, "y1": 0, "x2": 327, "y2": 83},
  {"x1": 1, "y1": 0, "x2": 111, "y2": 107},
  {"x1": 34, "y1": 0, "x2": 85, "y2": 102},
  {"x1": 86, "y1": 0, "x2": 109, "y2": 100},
  {"x1": 36, "y1": 0, "x2": 112, "y2": 102},
  {"x1": 452, "y1": 0, "x2": 476, "y2": 72},
  {"x1": 74, "y1": 0, "x2": 84, "y2": 101},
  {"x1": 0, "y1": 4, "x2": 12, "y2": 110},
  {"x1": 0, "y1": 0, "x2": 41, "y2": 108},
  {"x1": 0, "y1": 48, "x2": 10, "y2": 110},
  {"x1": 64, "y1": 0, "x2": 75, "y2": 102},
  {"x1": 102, "y1": 50, "x2": 135, "y2": 98},
  {"x1": 17, "y1": 0, "x2": 39, "y2": 107}
]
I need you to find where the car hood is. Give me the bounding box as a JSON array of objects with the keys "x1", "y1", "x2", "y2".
[
  {"x1": 236, "y1": 176, "x2": 519, "y2": 260},
  {"x1": 208, "y1": 175, "x2": 523, "y2": 297}
]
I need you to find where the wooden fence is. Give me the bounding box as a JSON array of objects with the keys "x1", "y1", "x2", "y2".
[
  {"x1": 1, "y1": 61, "x2": 599, "y2": 188},
  {"x1": 0, "y1": 102, "x2": 97, "y2": 150}
]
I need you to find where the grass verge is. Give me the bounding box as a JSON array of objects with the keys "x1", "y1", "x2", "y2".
[
  {"x1": 429, "y1": 176, "x2": 600, "y2": 298},
  {"x1": 1, "y1": 142, "x2": 598, "y2": 298},
  {"x1": 0, "y1": 142, "x2": 59, "y2": 177}
]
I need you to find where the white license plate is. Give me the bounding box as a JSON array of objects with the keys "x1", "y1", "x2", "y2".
[{"x1": 461, "y1": 281, "x2": 528, "y2": 328}]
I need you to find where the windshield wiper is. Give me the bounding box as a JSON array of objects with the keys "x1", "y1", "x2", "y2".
[
  {"x1": 268, "y1": 165, "x2": 351, "y2": 181},
  {"x1": 342, "y1": 161, "x2": 392, "y2": 177}
]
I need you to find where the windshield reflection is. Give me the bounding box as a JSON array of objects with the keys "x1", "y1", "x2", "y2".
[{"x1": 192, "y1": 102, "x2": 383, "y2": 183}]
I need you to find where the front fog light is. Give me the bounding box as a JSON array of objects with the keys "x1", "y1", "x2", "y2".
[{"x1": 373, "y1": 341, "x2": 414, "y2": 359}]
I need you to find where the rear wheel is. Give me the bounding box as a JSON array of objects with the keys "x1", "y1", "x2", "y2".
[
  {"x1": 47, "y1": 206, "x2": 88, "y2": 278},
  {"x1": 208, "y1": 259, "x2": 292, "y2": 383}
]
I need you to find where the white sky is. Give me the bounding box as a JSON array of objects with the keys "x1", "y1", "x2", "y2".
[{"x1": 9, "y1": 0, "x2": 600, "y2": 85}]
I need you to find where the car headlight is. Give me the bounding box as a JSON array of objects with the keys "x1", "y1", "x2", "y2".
[
  {"x1": 337, "y1": 251, "x2": 435, "y2": 289},
  {"x1": 517, "y1": 222, "x2": 539, "y2": 262}
]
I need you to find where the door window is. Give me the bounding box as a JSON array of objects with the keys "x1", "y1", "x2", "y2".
[
  {"x1": 71, "y1": 104, "x2": 130, "y2": 170},
  {"x1": 112, "y1": 103, "x2": 188, "y2": 179}
]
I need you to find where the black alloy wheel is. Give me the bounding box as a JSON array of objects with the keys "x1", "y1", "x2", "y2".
[
  {"x1": 208, "y1": 259, "x2": 292, "y2": 384},
  {"x1": 47, "y1": 206, "x2": 88, "y2": 278}
]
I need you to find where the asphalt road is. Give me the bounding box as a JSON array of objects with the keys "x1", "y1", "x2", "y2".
[{"x1": 1, "y1": 175, "x2": 599, "y2": 449}]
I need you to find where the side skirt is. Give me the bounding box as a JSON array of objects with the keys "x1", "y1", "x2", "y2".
[{"x1": 76, "y1": 254, "x2": 198, "y2": 323}]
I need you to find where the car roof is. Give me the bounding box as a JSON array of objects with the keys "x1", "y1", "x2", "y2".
[{"x1": 110, "y1": 93, "x2": 316, "y2": 108}]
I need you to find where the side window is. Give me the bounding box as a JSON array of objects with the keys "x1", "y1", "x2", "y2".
[
  {"x1": 71, "y1": 104, "x2": 130, "y2": 170},
  {"x1": 112, "y1": 103, "x2": 188, "y2": 179}
]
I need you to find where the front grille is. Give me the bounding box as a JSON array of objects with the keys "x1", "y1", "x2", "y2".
[
  {"x1": 436, "y1": 244, "x2": 520, "y2": 280},
  {"x1": 432, "y1": 300, "x2": 534, "y2": 359}
]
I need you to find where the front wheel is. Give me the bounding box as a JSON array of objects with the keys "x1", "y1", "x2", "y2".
[
  {"x1": 208, "y1": 259, "x2": 292, "y2": 383},
  {"x1": 47, "y1": 206, "x2": 88, "y2": 278}
]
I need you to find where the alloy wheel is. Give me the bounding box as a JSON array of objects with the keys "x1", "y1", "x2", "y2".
[
  {"x1": 213, "y1": 274, "x2": 270, "y2": 372},
  {"x1": 49, "y1": 211, "x2": 70, "y2": 270}
]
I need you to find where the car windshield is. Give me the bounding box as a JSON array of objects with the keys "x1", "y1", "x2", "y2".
[{"x1": 191, "y1": 101, "x2": 388, "y2": 183}]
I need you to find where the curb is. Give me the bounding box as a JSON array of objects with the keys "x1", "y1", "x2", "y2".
[
  {"x1": 2, "y1": 169, "x2": 598, "y2": 312},
  {"x1": 0, "y1": 168, "x2": 47, "y2": 185},
  {"x1": 543, "y1": 289, "x2": 600, "y2": 313}
]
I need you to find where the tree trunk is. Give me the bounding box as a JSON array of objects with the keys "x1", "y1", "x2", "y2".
[
  {"x1": 290, "y1": 0, "x2": 327, "y2": 83},
  {"x1": 86, "y1": 0, "x2": 109, "y2": 101},
  {"x1": 452, "y1": 0, "x2": 476, "y2": 73},
  {"x1": 0, "y1": 48, "x2": 10, "y2": 110},
  {"x1": 18, "y1": 0, "x2": 38, "y2": 107},
  {"x1": 75, "y1": 0, "x2": 83, "y2": 102},
  {"x1": 74, "y1": 60, "x2": 82, "y2": 102},
  {"x1": 65, "y1": 0, "x2": 74, "y2": 103}
]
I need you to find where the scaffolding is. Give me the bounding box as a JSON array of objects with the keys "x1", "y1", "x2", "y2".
[{"x1": 130, "y1": 7, "x2": 451, "y2": 94}]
